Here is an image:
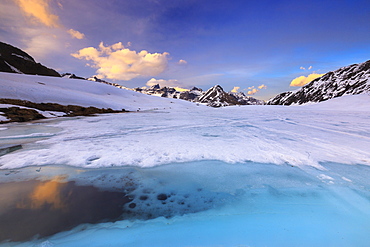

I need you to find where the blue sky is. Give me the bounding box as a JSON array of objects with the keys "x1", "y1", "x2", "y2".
[{"x1": 1, "y1": 0, "x2": 369, "y2": 99}]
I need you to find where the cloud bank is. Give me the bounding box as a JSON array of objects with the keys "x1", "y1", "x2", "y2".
[
  {"x1": 12, "y1": 0, "x2": 85, "y2": 49},
  {"x1": 72, "y1": 42, "x2": 170, "y2": 81},
  {"x1": 290, "y1": 73, "x2": 324, "y2": 87},
  {"x1": 146, "y1": 78, "x2": 188, "y2": 91},
  {"x1": 15, "y1": 0, "x2": 60, "y2": 27}
]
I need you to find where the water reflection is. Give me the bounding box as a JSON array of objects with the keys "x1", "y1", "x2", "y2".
[
  {"x1": 0, "y1": 177, "x2": 131, "y2": 242},
  {"x1": 16, "y1": 176, "x2": 67, "y2": 210}
]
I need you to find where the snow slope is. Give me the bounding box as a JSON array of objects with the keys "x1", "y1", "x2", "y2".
[{"x1": 0, "y1": 72, "x2": 198, "y2": 111}]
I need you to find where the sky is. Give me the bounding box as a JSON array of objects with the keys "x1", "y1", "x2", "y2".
[{"x1": 1, "y1": 0, "x2": 369, "y2": 100}]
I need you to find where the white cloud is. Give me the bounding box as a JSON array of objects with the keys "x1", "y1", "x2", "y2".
[
  {"x1": 246, "y1": 84, "x2": 267, "y2": 95},
  {"x1": 231, "y1": 86, "x2": 240, "y2": 93},
  {"x1": 290, "y1": 73, "x2": 324, "y2": 87},
  {"x1": 300, "y1": 66, "x2": 313, "y2": 70},
  {"x1": 68, "y1": 29, "x2": 85, "y2": 39},
  {"x1": 146, "y1": 78, "x2": 188, "y2": 91},
  {"x1": 247, "y1": 88, "x2": 259, "y2": 95},
  {"x1": 72, "y1": 42, "x2": 170, "y2": 81},
  {"x1": 178, "y1": 59, "x2": 187, "y2": 65}
]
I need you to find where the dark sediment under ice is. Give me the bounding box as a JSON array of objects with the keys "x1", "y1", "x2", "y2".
[{"x1": 0, "y1": 179, "x2": 132, "y2": 242}]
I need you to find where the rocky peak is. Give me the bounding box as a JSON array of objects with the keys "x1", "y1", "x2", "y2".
[{"x1": 197, "y1": 85, "x2": 239, "y2": 107}]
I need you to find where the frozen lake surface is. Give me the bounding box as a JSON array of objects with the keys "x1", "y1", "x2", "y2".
[
  {"x1": 0, "y1": 161, "x2": 369, "y2": 246},
  {"x1": 0, "y1": 96, "x2": 370, "y2": 246}
]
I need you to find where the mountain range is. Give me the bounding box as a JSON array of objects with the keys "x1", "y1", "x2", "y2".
[
  {"x1": 0, "y1": 41, "x2": 369, "y2": 108},
  {"x1": 134, "y1": 84, "x2": 264, "y2": 107}
]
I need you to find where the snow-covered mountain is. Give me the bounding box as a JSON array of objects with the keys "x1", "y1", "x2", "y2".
[
  {"x1": 0, "y1": 42, "x2": 60, "y2": 77},
  {"x1": 134, "y1": 84, "x2": 204, "y2": 101},
  {"x1": 197, "y1": 85, "x2": 264, "y2": 107},
  {"x1": 268, "y1": 59, "x2": 370, "y2": 105},
  {"x1": 136, "y1": 84, "x2": 264, "y2": 107}
]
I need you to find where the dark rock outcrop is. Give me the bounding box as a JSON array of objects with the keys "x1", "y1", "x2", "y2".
[
  {"x1": 61, "y1": 73, "x2": 86, "y2": 80},
  {"x1": 0, "y1": 107, "x2": 46, "y2": 123},
  {"x1": 0, "y1": 98, "x2": 127, "y2": 123},
  {"x1": 0, "y1": 41, "x2": 60, "y2": 77}
]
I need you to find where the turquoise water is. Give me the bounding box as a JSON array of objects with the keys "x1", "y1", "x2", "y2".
[{"x1": 1, "y1": 161, "x2": 369, "y2": 246}]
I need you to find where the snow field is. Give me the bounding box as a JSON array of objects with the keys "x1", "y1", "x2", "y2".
[{"x1": 1, "y1": 99, "x2": 370, "y2": 169}]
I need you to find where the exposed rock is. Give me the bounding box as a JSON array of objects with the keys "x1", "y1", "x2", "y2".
[
  {"x1": 0, "y1": 42, "x2": 60, "y2": 77},
  {"x1": 61, "y1": 73, "x2": 86, "y2": 80},
  {"x1": 0, "y1": 98, "x2": 127, "y2": 123},
  {"x1": 0, "y1": 107, "x2": 46, "y2": 123}
]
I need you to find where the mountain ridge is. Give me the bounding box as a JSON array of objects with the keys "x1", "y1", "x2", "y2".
[
  {"x1": 0, "y1": 42, "x2": 60, "y2": 77},
  {"x1": 267, "y1": 60, "x2": 370, "y2": 105}
]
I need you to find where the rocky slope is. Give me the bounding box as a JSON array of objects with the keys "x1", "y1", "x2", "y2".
[
  {"x1": 268, "y1": 60, "x2": 370, "y2": 105},
  {"x1": 0, "y1": 42, "x2": 60, "y2": 77}
]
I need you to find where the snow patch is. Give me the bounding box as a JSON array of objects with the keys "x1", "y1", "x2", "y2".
[
  {"x1": 11, "y1": 53, "x2": 33, "y2": 62},
  {"x1": 0, "y1": 115, "x2": 9, "y2": 122},
  {"x1": 3, "y1": 61, "x2": 23, "y2": 74}
]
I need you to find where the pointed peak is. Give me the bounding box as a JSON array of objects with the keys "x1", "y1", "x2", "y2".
[{"x1": 209, "y1": 85, "x2": 224, "y2": 91}]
